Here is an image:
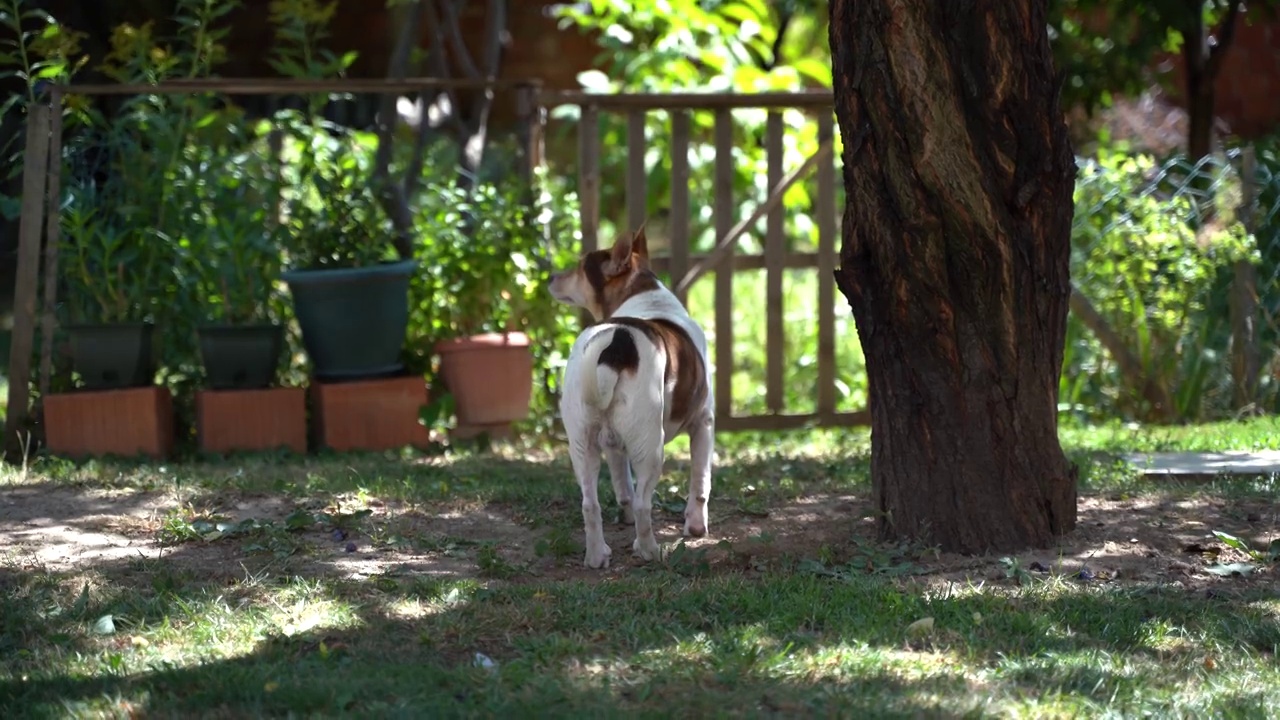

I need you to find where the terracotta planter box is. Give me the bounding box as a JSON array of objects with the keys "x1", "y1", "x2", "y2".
[
  {"x1": 44, "y1": 386, "x2": 174, "y2": 460},
  {"x1": 434, "y1": 332, "x2": 533, "y2": 438},
  {"x1": 311, "y1": 375, "x2": 430, "y2": 452},
  {"x1": 196, "y1": 387, "x2": 307, "y2": 455}
]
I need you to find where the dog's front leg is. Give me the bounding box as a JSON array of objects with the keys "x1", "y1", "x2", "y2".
[
  {"x1": 570, "y1": 438, "x2": 611, "y2": 568},
  {"x1": 604, "y1": 442, "x2": 636, "y2": 525},
  {"x1": 684, "y1": 413, "x2": 714, "y2": 537}
]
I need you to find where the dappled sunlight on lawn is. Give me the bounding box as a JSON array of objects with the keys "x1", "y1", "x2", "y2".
[{"x1": 3, "y1": 419, "x2": 1280, "y2": 715}]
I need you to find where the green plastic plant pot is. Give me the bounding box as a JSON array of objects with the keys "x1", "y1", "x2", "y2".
[
  {"x1": 197, "y1": 324, "x2": 284, "y2": 390},
  {"x1": 65, "y1": 322, "x2": 157, "y2": 390},
  {"x1": 282, "y1": 259, "x2": 417, "y2": 381}
]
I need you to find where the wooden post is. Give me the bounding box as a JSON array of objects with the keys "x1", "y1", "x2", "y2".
[
  {"x1": 578, "y1": 104, "x2": 600, "y2": 254},
  {"x1": 816, "y1": 111, "x2": 837, "y2": 417},
  {"x1": 765, "y1": 112, "x2": 785, "y2": 414},
  {"x1": 626, "y1": 110, "x2": 647, "y2": 232},
  {"x1": 577, "y1": 104, "x2": 601, "y2": 329},
  {"x1": 669, "y1": 111, "x2": 691, "y2": 304},
  {"x1": 39, "y1": 89, "x2": 64, "y2": 405},
  {"x1": 1231, "y1": 145, "x2": 1261, "y2": 410},
  {"x1": 514, "y1": 82, "x2": 544, "y2": 185},
  {"x1": 4, "y1": 104, "x2": 51, "y2": 462},
  {"x1": 713, "y1": 109, "x2": 735, "y2": 422}
]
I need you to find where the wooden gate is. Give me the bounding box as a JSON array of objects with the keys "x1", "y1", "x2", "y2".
[{"x1": 542, "y1": 91, "x2": 869, "y2": 432}]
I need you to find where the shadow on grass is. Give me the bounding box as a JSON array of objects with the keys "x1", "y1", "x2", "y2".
[
  {"x1": 2, "y1": 523, "x2": 1279, "y2": 717},
  {"x1": 3, "y1": 441, "x2": 1279, "y2": 716}
]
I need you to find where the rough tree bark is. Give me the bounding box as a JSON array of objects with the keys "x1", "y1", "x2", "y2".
[{"x1": 829, "y1": 0, "x2": 1079, "y2": 553}]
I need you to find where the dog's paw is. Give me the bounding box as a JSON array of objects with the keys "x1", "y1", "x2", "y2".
[
  {"x1": 632, "y1": 536, "x2": 661, "y2": 562},
  {"x1": 683, "y1": 518, "x2": 708, "y2": 538},
  {"x1": 584, "y1": 543, "x2": 612, "y2": 569},
  {"x1": 683, "y1": 509, "x2": 709, "y2": 538}
]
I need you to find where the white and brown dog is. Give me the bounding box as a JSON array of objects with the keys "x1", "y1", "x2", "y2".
[{"x1": 549, "y1": 226, "x2": 714, "y2": 569}]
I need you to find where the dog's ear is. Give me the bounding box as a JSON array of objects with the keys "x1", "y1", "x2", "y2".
[
  {"x1": 604, "y1": 230, "x2": 634, "y2": 278},
  {"x1": 630, "y1": 223, "x2": 650, "y2": 269}
]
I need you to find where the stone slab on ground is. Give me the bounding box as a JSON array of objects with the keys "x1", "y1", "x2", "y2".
[{"x1": 1123, "y1": 450, "x2": 1280, "y2": 480}]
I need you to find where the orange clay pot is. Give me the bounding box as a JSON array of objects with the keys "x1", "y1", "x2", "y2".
[{"x1": 433, "y1": 331, "x2": 533, "y2": 427}]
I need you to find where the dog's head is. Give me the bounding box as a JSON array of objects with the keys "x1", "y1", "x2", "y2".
[{"x1": 550, "y1": 225, "x2": 658, "y2": 320}]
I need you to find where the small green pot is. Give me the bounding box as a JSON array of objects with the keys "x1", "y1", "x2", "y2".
[
  {"x1": 65, "y1": 322, "x2": 156, "y2": 390},
  {"x1": 198, "y1": 324, "x2": 284, "y2": 390}
]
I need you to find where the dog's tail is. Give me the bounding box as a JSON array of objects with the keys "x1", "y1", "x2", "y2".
[{"x1": 583, "y1": 325, "x2": 638, "y2": 410}]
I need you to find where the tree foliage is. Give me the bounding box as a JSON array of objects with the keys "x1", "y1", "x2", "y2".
[{"x1": 1050, "y1": 0, "x2": 1280, "y2": 156}]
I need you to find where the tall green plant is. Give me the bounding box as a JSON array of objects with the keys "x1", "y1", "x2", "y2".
[
  {"x1": 183, "y1": 132, "x2": 283, "y2": 325},
  {"x1": 0, "y1": 0, "x2": 91, "y2": 221},
  {"x1": 264, "y1": 0, "x2": 394, "y2": 270},
  {"x1": 1065, "y1": 148, "x2": 1257, "y2": 421},
  {"x1": 55, "y1": 0, "x2": 247, "y2": 393}
]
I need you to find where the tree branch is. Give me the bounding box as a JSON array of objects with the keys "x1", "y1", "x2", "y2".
[
  {"x1": 440, "y1": 0, "x2": 482, "y2": 79},
  {"x1": 1206, "y1": 0, "x2": 1243, "y2": 80},
  {"x1": 459, "y1": 0, "x2": 507, "y2": 179},
  {"x1": 765, "y1": 9, "x2": 793, "y2": 70},
  {"x1": 373, "y1": 0, "x2": 426, "y2": 260},
  {"x1": 422, "y1": 0, "x2": 470, "y2": 139}
]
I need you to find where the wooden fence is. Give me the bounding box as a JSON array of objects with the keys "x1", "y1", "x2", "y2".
[{"x1": 541, "y1": 91, "x2": 869, "y2": 432}]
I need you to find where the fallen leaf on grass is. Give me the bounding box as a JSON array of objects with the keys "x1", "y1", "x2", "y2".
[
  {"x1": 1205, "y1": 562, "x2": 1256, "y2": 577},
  {"x1": 906, "y1": 617, "x2": 934, "y2": 637},
  {"x1": 92, "y1": 615, "x2": 116, "y2": 635}
]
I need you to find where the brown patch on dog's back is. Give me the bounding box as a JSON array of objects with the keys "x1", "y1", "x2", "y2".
[
  {"x1": 607, "y1": 317, "x2": 708, "y2": 429},
  {"x1": 597, "y1": 327, "x2": 640, "y2": 373}
]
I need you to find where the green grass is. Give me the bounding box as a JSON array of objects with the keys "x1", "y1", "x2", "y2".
[
  {"x1": 1059, "y1": 415, "x2": 1280, "y2": 453},
  {"x1": 2, "y1": 419, "x2": 1278, "y2": 718}
]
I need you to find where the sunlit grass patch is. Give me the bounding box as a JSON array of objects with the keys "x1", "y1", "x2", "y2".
[{"x1": 3, "y1": 418, "x2": 1280, "y2": 716}]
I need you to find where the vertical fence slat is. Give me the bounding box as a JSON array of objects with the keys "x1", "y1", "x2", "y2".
[
  {"x1": 1231, "y1": 145, "x2": 1261, "y2": 407},
  {"x1": 627, "y1": 110, "x2": 647, "y2": 233},
  {"x1": 765, "y1": 112, "x2": 785, "y2": 414},
  {"x1": 669, "y1": 111, "x2": 691, "y2": 304},
  {"x1": 714, "y1": 109, "x2": 734, "y2": 421},
  {"x1": 578, "y1": 104, "x2": 601, "y2": 328},
  {"x1": 39, "y1": 93, "x2": 64, "y2": 403},
  {"x1": 816, "y1": 112, "x2": 837, "y2": 417},
  {"x1": 578, "y1": 104, "x2": 601, "y2": 254},
  {"x1": 4, "y1": 104, "x2": 51, "y2": 459},
  {"x1": 514, "y1": 83, "x2": 544, "y2": 185}
]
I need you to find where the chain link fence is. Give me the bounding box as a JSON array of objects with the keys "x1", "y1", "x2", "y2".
[{"x1": 1065, "y1": 145, "x2": 1280, "y2": 422}]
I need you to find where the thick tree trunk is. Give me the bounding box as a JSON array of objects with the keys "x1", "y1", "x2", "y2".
[{"x1": 828, "y1": 0, "x2": 1078, "y2": 553}]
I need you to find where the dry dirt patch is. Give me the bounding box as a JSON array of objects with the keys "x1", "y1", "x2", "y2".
[{"x1": 2, "y1": 483, "x2": 1276, "y2": 592}]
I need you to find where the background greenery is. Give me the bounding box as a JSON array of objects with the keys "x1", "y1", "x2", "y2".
[{"x1": 0, "y1": 0, "x2": 1278, "y2": 447}]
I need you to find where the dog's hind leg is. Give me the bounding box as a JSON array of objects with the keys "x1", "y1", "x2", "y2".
[
  {"x1": 628, "y1": 436, "x2": 665, "y2": 562},
  {"x1": 602, "y1": 431, "x2": 636, "y2": 525},
  {"x1": 571, "y1": 436, "x2": 611, "y2": 568},
  {"x1": 684, "y1": 414, "x2": 714, "y2": 537}
]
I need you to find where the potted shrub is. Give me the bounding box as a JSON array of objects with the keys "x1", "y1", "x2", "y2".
[
  {"x1": 428, "y1": 180, "x2": 536, "y2": 430},
  {"x1": 59, "y1": 193, "x2": 165, "y2": 390},
  {"x1": 272, "y1": 115, "x2": 417, "y2": 382},
  {"x1": 190, "y1": 163, "x2": 286, "y2": 391}
]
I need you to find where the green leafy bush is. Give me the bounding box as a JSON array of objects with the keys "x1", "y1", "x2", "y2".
[{"x1": 1065, "y1": 148, "x2": 1258, "y2": 421}]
